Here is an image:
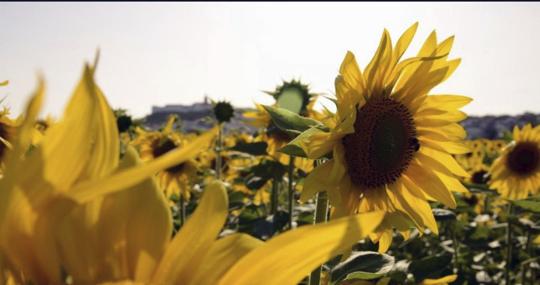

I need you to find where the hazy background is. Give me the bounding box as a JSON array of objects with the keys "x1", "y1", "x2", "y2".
[{"x1": 1, "y1": 2, "x2": 539, "y2": 118}]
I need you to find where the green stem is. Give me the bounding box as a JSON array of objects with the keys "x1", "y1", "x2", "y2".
[
  {"x1": 484, "y1": 194, "x2": 490, "y2": 214},
  {"x1": 505, "y1": 203, "x2": 514, "y2": 285},
  {"x1": 451, "y1": 222, "x2": 459, "y2": 273},
  {"x1": 179, "y1": 195, "x2": 186, "y2": 227},
  {"x1": 271, "y1": 178, "x2": 280, "y2": 230},
  {"x1": 215, "y1": 124, "x2": 223, "y2": 180},
  {"x1": 271, "y1": 178, "x2": 279, "y2": 216},
  {"x1": 309, "y1": 191, "x2": 329, "y2": 285},
  {"x1": 288, "y1": 155, "x2": 296, "y2": 230},
  {"x1": 522, "y1": 230, "x2": 532, "y2": 284}
]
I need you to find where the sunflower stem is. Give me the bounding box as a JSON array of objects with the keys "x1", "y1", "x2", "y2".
[
  {"x1": 451, "y1": 222, "x2": 460, "y2": 273},
  {"x1": 215, "y1": 123, "x2": 223, "y2": 180},
  {"x1": 505, "y1": 203, "x2": 514, "y2": 285},
  {"x1": 287, "y1": 155, "x2": 296, "y2": 230},
  {"x1": 271, "y1": 178, "x2": 280, "y2": 228},
  {"x1": 179, "y1": 195, "x2": 186, "y2": 227},
  {"x1": 522, "y1": 229, "x2": 532, "y2": 284},
  {"x1": 309, "y1": 191, "x2": 329, "y2": 285}
]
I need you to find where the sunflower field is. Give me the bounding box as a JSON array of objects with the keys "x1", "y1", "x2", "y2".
[{"x1": 0, "y1": 23, "x2": 539, "y2": 285}]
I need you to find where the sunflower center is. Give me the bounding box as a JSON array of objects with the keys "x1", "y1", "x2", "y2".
[
  {"x1": 342, "y1": 96, "x2": 418, "y2": 189},
  {"x1": 471, "y1": 170, "x2": 489, "y2": 184},
  {"x1": 152, "y1": 138, "x2": 185, "y2": 174},
  {"x1": 506, "y1": 141, "x2": 540, "y2": 176}
]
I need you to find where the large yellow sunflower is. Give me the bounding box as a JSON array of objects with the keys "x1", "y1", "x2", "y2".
[
  {"x1": 290, "y1": 23, "x2": 471, "y2": 251},
  {"x1": 134, "y1": 117, "x2": 203, "y2": 200},
  {"x1": 489, "y1": 124, "x2": 540, "y2": 199}
]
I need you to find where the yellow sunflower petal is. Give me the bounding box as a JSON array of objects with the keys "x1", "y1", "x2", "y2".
[
  {"x1": 39, "y1": 65, "x2": 97, "y2": 190},
  {"x1": 392, "y1": 22, "x2": 418, "y2": 64},
  {"x1": 68, "y1": 128, "x2": 216, "y2": 203},
  {"x1": 58, "y1": 147, "x2": 172, "y2": 283},
  {"x1": 287, "y1": 127, "x2": 341, "y2": 159},
  {"x1": 339, "y1": 51, "x2": 366, "y2": 96},
  {"x1": 79, "y1": 83, "x2": 119, "y2": 180},
  {"x1": 151, "y1": 180, "x2": 228, "y2": 284},
  {"x1": 406, "y1": 162, "x2": 456, "y2": 208},
  {"x1": 301, "y1": 160, "x2": 336, "y2": 202},
  {"x1": 190, "y1": 234, "x2": 263, "y2": 285},
  {"x1": 421, "y1": 274, "x2": 457, "y2": 285},
  {"x1": 218, "y1": 211, "x2": 385, "y2": 285},
  {"x1": 417, "y1": 146, "x2": 470, "y2": 177},
  {"x1": 377, "y1": 230, "x2": 393, "y2": 253}
]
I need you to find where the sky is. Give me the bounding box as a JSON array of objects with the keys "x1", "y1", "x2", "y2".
[{"x1": 1, "y1": 2, "x2": 540, "y2": 118}]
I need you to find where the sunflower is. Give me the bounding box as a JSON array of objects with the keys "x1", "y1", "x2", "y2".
[
  {"x1": 134, "y1": 116, "x2": 203, "y2": 200},
  {"x1": 291, "y1": 23, "x2": 471, "y2": 251},
  {"x1": 488, "y1": 124, "x2": 540, "y2": 199},
  {"x1": 0, "y1": 64, "x2": 217, "y2": 284}
]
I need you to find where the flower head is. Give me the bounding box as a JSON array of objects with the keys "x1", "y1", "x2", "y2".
[{"x1": 291, "y1": 23, "x2": 471, "y2": 251}]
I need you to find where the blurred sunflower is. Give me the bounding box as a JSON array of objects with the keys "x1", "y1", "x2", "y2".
[
  {"x1": 0, "y1": 64, "x2": 217, "y2": 284},
  {"x1": 291, "y1": 23, "x2": 471, "y2": 251},
  {"x1": 58, "y1": 172, "x2": 384, "y2": 285},
  {"x1": 489, "y1": 124, "x2": 540, "y2": 199},
  {"x1": 134, "y1": 116, "x2": 203, "y2": 200}
]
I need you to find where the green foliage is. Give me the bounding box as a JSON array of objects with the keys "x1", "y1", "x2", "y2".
[
  {"x1": 242, "y1": 159, "x2": 287, "y2": 190},
  {"x1": 330, "y1": 251, "x2": 395, "y2": 284},
  {"x1": 229, "y1": 141, "x2": 268, "y2": 156},
  {"x1": 432, "y1": 208, "x2": 456, "y2": 222},
  {"x1": 409, "y1": 253, "x2": 453, "y2": 281},
  {"x1": 263, "y1": 105, "x2": 326, "y2": 136},
  {"x1": 511, "y1": 196, "x2": 540, "y2": 214}
]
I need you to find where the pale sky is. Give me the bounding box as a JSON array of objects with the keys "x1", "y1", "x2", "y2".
[{"x1": 1, "y1": 2, "x2": 539, "y2": 118}]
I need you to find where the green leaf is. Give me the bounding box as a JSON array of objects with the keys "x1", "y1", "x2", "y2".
[
  {"x1": 263, "y1": 105, "x2": 326, "y2": 135},
  {"x1": 276, "y1": 88, "x2": 304, "y2": 114},
  {"x1": 432, "y1": 208, "x2": 456, "y2": 222},
  {"x1": 463, "y1": 182, "x2": 498, "y2": 194},
  {"x1": 279, "y1": 144, "x2": 307, "y2": 157},
  {"x1": 244, "y1": 175, "x2": 269, "y2": 190},
  {"x1": 230, "y1": 141, "x2": 268, "y2": 156},
  {"x1": 409, "y1": 253, "x2": 452, "y2": 282},
  {"x1": 228, "y1": 191, "x2": 246, "y2": 210},
  {"x1": 243, "y1": 159, "x2": 287, "y2": 190},
  {"x1": 330, "y1": 251, "x2": 395, "y2": 284},
  {"x1": 279, "y1": 126, "x2": 331, "y2": 158},
  {"x1": 511, "y1": 196, "x2": 540, "y2": 213},
  {"x1": 0, "y1": 80, "x2": 8, "y2": 86}
]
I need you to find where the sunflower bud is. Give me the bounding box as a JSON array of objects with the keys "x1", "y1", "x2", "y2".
[{"x1": 213, "y1": 101, "x2": 234, "y2": 123}]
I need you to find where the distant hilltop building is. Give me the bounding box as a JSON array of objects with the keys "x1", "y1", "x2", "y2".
[{"x1": 143, "y1": 96, "x2": 256, "y2": 133}]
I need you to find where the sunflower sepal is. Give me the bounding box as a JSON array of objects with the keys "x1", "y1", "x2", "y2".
[
  {"x1": 263, "y1": 105, "x2": 327, "y2": 136},
  {"x1": 280, "y1": 126, "x2": 335, "y2": 159},
  {"x1": 279, "y1": 143, "x2": 307, "y2": 157}
]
